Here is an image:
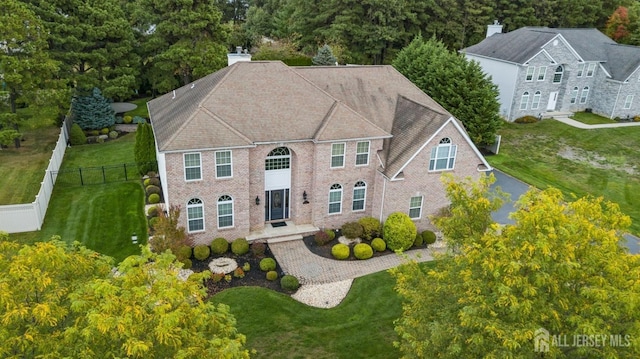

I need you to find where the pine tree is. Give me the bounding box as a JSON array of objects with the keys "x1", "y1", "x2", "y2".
[
  {"x1": 135, "y1": 123, "x2": 157, "y2": 175},
  {"x1": 70, "y1": 88, "x2": 116, "y2": 130},
  {"x1": 312, "y1": 44, "x2": 337, "y2": 65}
]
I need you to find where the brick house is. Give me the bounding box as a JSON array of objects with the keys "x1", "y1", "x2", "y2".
[
  {"x1": 147, "y1": 61, "x2": 491, "y2": 244},
  {"x1": 463, "y1": 24, "x2": 640, "y2": 121}
]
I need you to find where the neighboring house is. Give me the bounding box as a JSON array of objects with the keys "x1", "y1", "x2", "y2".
[
  {"x1": 147, "y1": 61, "x2": 491, "y2": 244},
  {"x1": 463, "y1": 25, "x2": 640, "y2": 121}
]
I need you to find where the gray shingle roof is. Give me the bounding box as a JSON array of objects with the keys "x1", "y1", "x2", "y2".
[
  {"x1": 463, "y1": 27, "x2": 640, "y2": 81},
  {"x1": 149, "y1": 61, "x2": 473, "y2": 177}
]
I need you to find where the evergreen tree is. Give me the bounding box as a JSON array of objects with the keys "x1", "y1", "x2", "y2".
[
  {"x1": 312, "y1": 44, "x2": 337, "y2": 65},
  {"x1": 135, "y1": 123, "x2": 157, "y2": 175},
  {"x1": 393, "y1": 36, "x2": 502, "y2": 146},
  {"x1": 70, "y1": 88, "x2": 116, "y2": 130}
]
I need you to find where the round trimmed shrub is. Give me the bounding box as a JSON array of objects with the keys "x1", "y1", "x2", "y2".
[
  {"x1": 176, "y1": 245, "x2": 192, "y2": 260},
  {"x1": 193, "y1": 245, "x2": 210, "y2": 260},
  {"x1": 358, "y1": 217, "x2": 381, "y2": 241},
  {"x1": 100, "y1": 127, "x2": 110, "y2": 135},
  {"x1": 69, "y1": 123, "x2": 87, "y2": 145},
  {"x1": 354, "y1": 243, "x2": 373, "y2": 260},
  {"x1": 514, "y1": 115, "x2": 539, "y2": 124},
  {"x1": 210, "y1": 237, "x2": 229, "y2": 255},
  {"x1": 146, "y1": 185, "x2": 161, "y2": 195},
  {"x1": 250, "y1": 241, "x2": 266, "y2": 257},
  {"x1": 414, "y1": 233, "x2": 424, "y2": 247},
  {"x1": 148, "y1": 193, "x2": 160, "y2": 204},
  {"x1": 314, "y1": 230, "x2": 332, "y2": 246},
  {"x1": 143, "y1": 178, "x2": 151, "y2": 187},
  {"x1": 133, "y1": 116, "x2": 147, "y2": 124},
  {"x1": 148, "y1": 217, "x2": 159, "y2": 229},
  {"x1": 180, "y1": 258, "x2": 193, "y2": 269},
  {"x1": 341, "y1": 222, "x2": 364, "y2": 239},
  {"x1": 331, "y1": 243, "x2": 350, "y2": 260},
  {"x1": 422, "y1": 230, "x2": 437, "y2": 245},
  {"x1": 259, "y1": 257, "x2": 277, "y2": 272},
  {"x1": 383, "y1": 212, "x2": 417, "y2": 251},
  {"x1": 266, "y1": 271, "x2": 278, "y2": 281},
  {"x1": 123, "y1": 115, "x2": 133, "y2": 124},
  {"x1": 147, "y1": 206, "x2": 158, "y2": 217},
  {"x1": 325, "y1": 229, "x2": 336, "y2": 241},
  {"x1": 231, "y1": 238, "x2": 250, "y2": 255},
  {"x1": 280, "y1": 275, "x2": 300, "y2": 291},
  {"x1": 371, "y1": 238, "x2": 386, "y2": 252},
  {"x1": 108, "y1": 130, "x2": 118, "y2": 139},
  {"x1": 147, "y1": 177, "x2": 161, "y2": 187},
  {"x1": 90, "y1": 129, "x2": 100, "y2": 136}
]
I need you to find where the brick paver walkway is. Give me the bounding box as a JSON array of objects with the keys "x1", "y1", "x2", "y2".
[{"x1": 268, "y1": 239, "x2": 441, "y2": 285}]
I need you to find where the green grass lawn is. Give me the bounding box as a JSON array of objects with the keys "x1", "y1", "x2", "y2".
[
  {"x1": 8, "y1": 130, "x2": 147, "y2": 263},
  {"x1": 124, "y1": 97, "x2": 151, "y2": 119},
  {"x1": 488, "y1": 119, "x2": 640, "y2": 234},
  {"x1": 211, "y1": 263, "x2": 436, "y2": 359},
  {"x1": 571, "y1": 111, "x2": 617, "y2": 125},
  {"x1": 0, "y1": 107, "x2": 60, "y2": 204}
]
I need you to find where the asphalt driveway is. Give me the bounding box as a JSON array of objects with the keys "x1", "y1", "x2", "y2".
[{"x1": 490, "y1": 169, "x2": 639, "y2": 254}]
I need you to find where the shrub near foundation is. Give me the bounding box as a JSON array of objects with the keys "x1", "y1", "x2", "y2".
[
  {"x1": 371, "y1": 238, "x2": 386, "y2": 252},
  {"x1": 260, "y1": 258, "x2": 277, "y2": 272},
  {"x1": 231, "y1": 238, "x2": 249, "y2": 255},
  {"x1": 383, "y1": 212, "x2": 417, "y2": 251},
  {"x1": 331, "y1": 243, "x2": 350, "y2": 260},
  {"x1": 211, "y1": 237, "x2": 229, "y2": 254},
  {"x1": 193, "y1": 245, "x2": 210, "y2": 261},
  {"x1": 354, "y1": 243, "x2": 373, "y2": 260}
]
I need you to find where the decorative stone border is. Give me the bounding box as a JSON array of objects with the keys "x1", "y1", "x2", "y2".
[{"x1": 208, "y1": 257, "x2": 238, "y2": 274}]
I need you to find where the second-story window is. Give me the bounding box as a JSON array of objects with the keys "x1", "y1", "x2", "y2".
[
  {"x1": 586, "y1": 63, "x2": 596, "y2": 77},
  {"x1": 526, "y1": 66, "x2": 535, "y2": 81},
  {"x1": 331, "y1": 143, "x2": 345, "y2": 168},
  {"x1": 553, "y1": 65, "x2": 564, "y2": 83},
  {"x1": 215, "y1": 150, "x2": 232, "y2": 178}
]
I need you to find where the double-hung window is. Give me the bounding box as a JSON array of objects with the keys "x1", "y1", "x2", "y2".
[
  {"x1": 577, "y1": 63, "x2": 585, "y2": 77},
  {"x1": 409, "y1": 196, "x2": 423, "y2": 219},
  {"x1": 553, "y1": 66, "x2": 564, "y2": 83},
  {"x1": 184, "y1": 153, "x2": 202, "y2": 181},
  {"x1": 187, "y1": 198, "x2": 204, "y2": 232},
  {"x1": 624, "y1": 95, "x2": 634, "y2": 109},
  {"x1": 580, "y1": 87, "x2": 589, "y2": 104},
  {"x1": 331, "y1": 143, "x2": 345, "y2": 168},
  {"x1": 215, "y1": 150, "x2": 232, "y2": 178},
  {"x1": 217, "y1": 195, "x2": 233, "y2": 228},
  {"x1": 355, "y1": 141, "x2": 370, "y2": 166},
  {"x1": 525, "y1": 66, "x2": 535, "y2": 81},
  {"x1": 429, "y1": 138, "x2": 457, "y2": 171},
  {"x1": 537, "y1": 66, "x2": 547, "y2": 81},
  {"x1": 570, "y1": 87, "x2": 579, "y2": 104},
  {"x1": 586, "y1": 63, "x2": 596, "y2": 77},
  {"x1": 352, "y1": 181, "x2": 366, "y2": 211}
]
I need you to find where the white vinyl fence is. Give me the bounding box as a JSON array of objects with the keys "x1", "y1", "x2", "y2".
[{"x1": 0, "y1": 125, "x2": 68, "y2": 233}]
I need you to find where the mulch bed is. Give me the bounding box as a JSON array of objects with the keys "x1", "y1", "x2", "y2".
[
  {"x1": 301, "y1": 233, "x2": 407, "y2": 261},
  {"x1": 190, "y1": 245, "x2": 289, "y2": 297}
]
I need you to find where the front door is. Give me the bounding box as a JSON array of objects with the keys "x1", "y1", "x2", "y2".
[
  {"x1": 547, "y1": 92, "x2": 558, "y2": 111},
  {"x1": 265, "y1": 189, "x2": 289, "y2": 221}
]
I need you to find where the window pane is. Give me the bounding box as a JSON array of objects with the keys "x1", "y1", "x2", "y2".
[
  {"x1": 331, "y1": 156, "x2": 344, "y2": 167},
  {"x1": 218, "y1": 215, "x2": 232, "y2": 228},
  {"x1": 329, "y1": 203, "x2": 341, "y2": 213},
  {"x1": 217, "y1": 164, "x2": 231, "y2": 177},
  {"x1": 354, "y1": 188, "x2": 365, "y2": 200},
  {"x1": 329, "y1": 191, "x2": 341, "y2": 202},
  {"x1": 218, "y1": 203, "x2": 232, "y2": 216},
  {"x1": 185, "y1": 153, "x2": 200, "y2": 167},
  {"x1": 409, "y1": 208, "x2": 421, "y2": 218},
  {"x1": 410, "y1": 196, "x2": 421, "y2": 207},
  {"x1": 189, "y1": 219, "x2": 204, "y2": 231},
  {"x1": 332, "y1": 143, "x2": 345, "y2": 155},
  {"x1": 185, "y1": 167, "x2": 201, "y2": 180},
  {"x1": 216, "y1": 151, "x2": 231, "y2": 164}
]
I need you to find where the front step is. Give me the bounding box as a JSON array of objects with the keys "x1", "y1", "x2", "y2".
[{"x1": 266, "y1": 234, "x2": 303, "y2": 244}]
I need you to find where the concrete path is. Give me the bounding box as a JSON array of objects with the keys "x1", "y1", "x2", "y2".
[
  {"x1": 553, "y1": 116, "x2": 640, "y2": 129},
  {"x1": 269, "y1": 239, "x2": 439, "y2": 285}
]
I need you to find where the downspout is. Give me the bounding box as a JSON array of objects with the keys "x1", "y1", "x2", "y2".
[
  {"x1": 610, "y1": 82, "x2": 623, "y2": 119},
  {"x1": 379, "y1": 175, "x2": 387, "y2": 223}
]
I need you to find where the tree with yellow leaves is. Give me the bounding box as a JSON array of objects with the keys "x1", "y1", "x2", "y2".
[{"x1": 391, "y1": 175, "x2": 640, "y2": 358}]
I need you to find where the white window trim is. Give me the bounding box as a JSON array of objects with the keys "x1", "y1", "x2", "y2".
[
  {"x1": 328, "y1": 184, "x2": 343, "y2": 214},
  {"x1": 532, "y1": 91, "x2": 541, "y2": 110},
  {"x1": 520, "y1": 92, "x2": 530, "y2": 110},
  {"x1": 355, "y1": 141, "x2": 370, "y2": 166},
  {"x1": 624, "y1": 95, "x2": 634, "y2": 109},
  {"x1": 215, "y1": 150, "x2": 233, "y2": 179},
  {"x1": 217, "y1": 195, "x2": 234, "y2": 229},
  {"x1": 428, "y1": 138, "x2": 457, "y2": 172},
  {"x1": 409, "y1": 196, "x2": 423, "y2": 219},
  {"x1": 553, "y1": 66, "x2": 563, "y2": 83},
  {"x1": 331, "y1": 143, "x2": 346, "y2": 168},
  {"x1": 586, "y1": 63, "x2": 596, "y2": 77},
  {"x1": 537, "y1": 66, "x2": 547, "y2": 81},
  {"x1": 580, "y1": 87, "x2": 589, "y2": 104},
  {"x1": 525, "y1": 66, "x2": 535, "y2": 81},
  {"x1": 352, "y1": 181, "x2": 367, "y2": 212},
  {"x1": 577, "y1": 63, "x2": 585, "y2": 77},
  {"x1": 570, "y1": 87, "x2": 579, "y2": 104},
  {"x1": 187, "y1": 198, "x2": 205, "y2": 233},
  {"x1": 183, "y1": 152, "x2": 202, "y2": 182}
]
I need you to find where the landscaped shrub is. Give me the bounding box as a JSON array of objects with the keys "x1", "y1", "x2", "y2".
[
  {"x1": 148, "y1": 193, "x2": 160, "y2": 204},
  {"x1": 145, "y1": 185, "x2": 161, "y2": 195},
  {"x1": 341, "y1": 222, "x2": 364, "y2": 239},
  {"x1": 280, "y1": 275, "x2": 300, "y2": 291},
  {"x1": 358, "y1": 217, "x2": 381, "y2": 241},
  {"x1": 147, "y1": 177, "x2": 161, "y2": 187},
  {"x1": 250, "y1": 241, "x2": 266, "y2": 257},
  {"x1": 331, "y1": 243, "x2": 350, "y2": 260},
  {"x1": 133, "y1": 116, "x2": 147, "y2": 124},
  {"x1": 259, "y1": 257, "x2": 277, "y2": 272},
  {"x1": 354, "y1": 243, "x2": 373, "y2": 260},
  {"x1": 634, "y1": 115, "x2": 640, "y2": 122},
  {"x1": 314, "y1": 230, "x2": 332, "y2": 246},
  {"x1": 413, "y1": 233, "x2": 424, "y2": 247},
  {"x1": 175, "y1": 245, "x2": 192, "y2": 260},
  {"x1": 242, "y1": 262, "x2": 251, "y2": 272},
  {"x1": 383, "y1": 212, "x2": 417, "y2": 251},
  {"x1": 231, "y1": 238, "x2": 250, "y2": 255},
  {"x1": 70, "y1": 87, "x2": 116, "y2": 130},
  {"x1": 108, "y1": 130, "x2": 118, "y2": 139},
  {"x1": 266, "y1": 271, "x2": 278, "y2": 281},
  {"x1": 211, "y1": 237, "x2": 229, "y2": 254},
  {"x1": 116, "y1": 116, "x2": 124, "y2": 124},
  {"x1": 180, "y1": 258, "x2": 192, "y2": 269},
  {"x1": 325, "y1": 229, "x2": 336, "y2": 241},
  {"x1": 422, "y1": 230, "x2": 437, "y2": 245},
  {"x1": 89, "y1": 130, "x2": 100, "y2": 136},
  {"x1": 371, "y1": 238, "x2": 386, "y2": 252},
  {"x1": 193, "y1": 245, "x2": 210, "y2": 260},
  {"x1": 233, "y1": 267, "x2": 245, "y2": 278},
  {"x1": 123, "y1": 115, "x2": 132, "y2": 124},
  {"x1": 69, "y1": 123, "x2": 87, "y2": 145},
  {"x1": 100, "y1": 127, "x2": 109, "y2": 135},
  {"x1": 148, "y1": 217, "x2": 159, "y2": 230},
  {"x1": 514, "y1": 115, "x2": 539, "y2": 124},
  {"x1": 143, "y1": 178, "x2": 151, "y2": 187}
]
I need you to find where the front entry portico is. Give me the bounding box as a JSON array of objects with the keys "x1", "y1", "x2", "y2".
[{"x1": 264, "y1": 147, "x2": 291, "y2": 222}]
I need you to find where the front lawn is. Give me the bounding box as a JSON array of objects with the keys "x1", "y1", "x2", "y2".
[
  {"x1": 571, "y1": 111, "x2": 617, "y2": 125},
  {"x1": 211, "y1": 263, "x2": 436, "y2": 359},
  {"x1": 488, "y1": 119, "x2": 640, "y2": 234}
]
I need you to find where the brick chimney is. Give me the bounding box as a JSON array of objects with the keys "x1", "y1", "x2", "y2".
[{"x1": 486, "y1": 20, "x2": 503, "y2": 38}]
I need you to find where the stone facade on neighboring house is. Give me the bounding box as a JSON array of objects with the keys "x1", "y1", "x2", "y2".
[
  {"x1": 463, "y1": 25, "x2": 640, "y2": 121},
  {"x1": 147, "y1": 61, "x2": 491, "y2": 245}
]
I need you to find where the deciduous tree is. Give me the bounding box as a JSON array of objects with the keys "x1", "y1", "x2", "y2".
[{"x1": 391, "y1": 177, "x2": 640, "y2": 358}]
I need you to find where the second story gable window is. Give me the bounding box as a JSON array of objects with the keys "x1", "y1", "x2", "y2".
[
  {"x1": 355, "y1": 141, "x2": 370, "y2": 166},
  {"x1": 586, "y1": 63, "x2": 596, "y2": 77},
  {"x1": 429, "y1": 138, "x2": 457, "y2": 171},
  {"x1": 331, "y1": 143, "x2": 345, "y2": 168},
  {"x1": 537, "y1": 66, "x2": 547, "y2": 81},
  {"x1": 215, "y1": 150, "x2": 232, "y2": 178},
  {"x1": 553, "y1": 65, "x2": 564, "y2": 83},
  {"x1": 184, "y1": 153, "x2": 202, "y2": 181},
  {"x1": 526, "y1": 66, "x2": 535, "y2": 81}
]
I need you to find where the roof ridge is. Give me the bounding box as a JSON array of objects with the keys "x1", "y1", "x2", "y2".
[
  {"x1": 313, "y1": 101, "x2": 339, "y2": 141},
  {"x1": 199, "y1": 107, "x2": 253, "y2": 145}
]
